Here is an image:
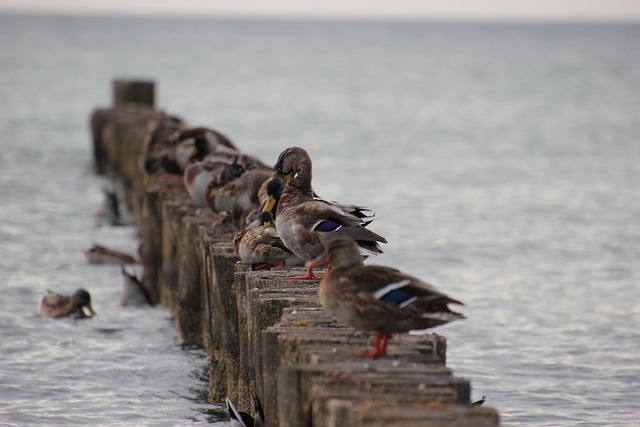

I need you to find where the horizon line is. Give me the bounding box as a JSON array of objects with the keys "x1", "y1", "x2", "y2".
[{"x1": 2, "y1": 7, "x2": 640, "y2": 24}]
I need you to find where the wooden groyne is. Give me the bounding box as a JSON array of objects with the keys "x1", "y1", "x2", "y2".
[{"x1": 91, "y1": 80, "x2": 500, "y2": 427}]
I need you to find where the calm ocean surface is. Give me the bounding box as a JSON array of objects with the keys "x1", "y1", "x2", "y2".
[{"x1": 1, "y1": 13, "x2": 639, "y2": 426}]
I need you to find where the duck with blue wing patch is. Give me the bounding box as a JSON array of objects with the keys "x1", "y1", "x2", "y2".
[
  {"x1": 267, "y1": 146, "x2": 387, "y2": 279},
  {"x1": 309, "y1": 237, "x2": 464, "y2": 357}
]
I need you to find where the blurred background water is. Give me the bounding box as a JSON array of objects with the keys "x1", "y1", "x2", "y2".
[{"x1": 0, "y1": 13, "x2": 638, "y2": 426}]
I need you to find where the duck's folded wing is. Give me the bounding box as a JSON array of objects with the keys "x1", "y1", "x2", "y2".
[
  {"x1": 351, "y1": 266, "x2": 464, "y2": 308},
  {"x1": 41, "y1": 292, "x2": 69, "y2": 309}
]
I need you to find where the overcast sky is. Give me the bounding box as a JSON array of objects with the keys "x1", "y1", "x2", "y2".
[{"x1": 1, "y1": 0, "x2": 640, "y2": 21}]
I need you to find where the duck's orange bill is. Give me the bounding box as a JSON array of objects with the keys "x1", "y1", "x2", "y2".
[{"x1": 262, "y1": 195, "x2": 276, "y2": 213}]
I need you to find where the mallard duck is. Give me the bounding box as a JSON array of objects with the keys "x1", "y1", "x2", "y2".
[
  {"x1": 234, "y1": 210, "x2": 305, "y2": 269},
  {"x1": 226, "y1": 394, "x2": 264, "y2": 427},
  {"x1": 268, "y1": 146, "x2": 387, "y2": 279},
  {"x1": 205, "y1": 168, "x2": 272, "y2": 227},
  {"x1": 309, "y1": 237, "x2": 465, "y2": 357},
  {"x1": 38, "y1": 289, "x2": 96, "y2": 319},
  {"x1": 84, "y1": 244, "x2": 138, "y2": 265},
  {"x1": 121, "y1": 266, "x2": 153, "y2": 307},
  {"x1": 183, "y1": 158, "x2": 246, "y2": 207},
  {"x1": 241, "y1": 174, "x2": 286, "y2": 228},
  {"x1": 171, "y1": 126, "x2": 237, "y2": 152},
  {"x1": 143, "y1": 126, "x2": 240, "y2": 182},
  {"x1": 141, "y1": 111, "x2": 186, "y2": 159}
]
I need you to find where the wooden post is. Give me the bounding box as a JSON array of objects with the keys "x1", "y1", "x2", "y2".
[{"x1": 113, "y1": 79, "x2": 155, "y2": 107}]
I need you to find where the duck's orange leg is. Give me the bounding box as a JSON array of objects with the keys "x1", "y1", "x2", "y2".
[
  {"x1": 210, "y1": 216, "x2": 227, "y2": 226},
  {"x1": 288, "y1": 265, "x2": 322, "y2": 280},
  {"x1": 355, "y1": 331, "x2": 390, "y2": 357}
]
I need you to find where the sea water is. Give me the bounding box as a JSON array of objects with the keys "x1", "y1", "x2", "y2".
[{"x1": 1, "y1": 14, "x2": 638, "y2": 426}]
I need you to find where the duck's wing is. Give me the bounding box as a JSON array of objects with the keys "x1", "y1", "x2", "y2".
[
  {"x1": 307, "y1": 200, "x2": 387, "y2": 255},
  {"x1": 348, "y1": 266, "x2": 464, "y2": 309},
  {"x1": 235, "y1": 224, "x2": 299, "y2": 265},
  {"x1": 38, "y1": 291, "x2": 71, "y2": 317},
  {"x1": 40, "y1": 291, "x2": 69, "y2": 309}
]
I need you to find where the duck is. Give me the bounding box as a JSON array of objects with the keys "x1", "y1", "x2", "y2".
[
  {"x1": 309, "y1": 237, "x2": 465, "y2": 357},
  {"x1": 170, "y1": 126, "x2": 237, "y2": 153},
  {"x1": 141, "y1": 111, "x2": 186, "y2": 159},
  {"x1": 84, "y1": 243, "x2": 138, "y2": 265},
  {"x1": 38, "y1": 289, "x2": 96, "y2": 319},
  {"x1": 241, "y1": 173, "x2": 286, "y2": 228},
  {"x1": 205, "y1": 168, "x2": 272, "y2": 228},
  {"x1": 183, "y1": 158, "x2": 246, "y2": 207},
  {"x1": 234, "y1": 210, "x2": 305, "y2": 270},
  {"x1": 120, "y1": 266, "x2": 154, "y2": 307},
  {"x1": 226, "y1": 394, "x2": 264, "y2": 427},
  {"x1": 268, "y1": 146, "x2": 387, "y2": 279},
  {"x1": 143, "y1": 126, "x2": 242, "y2": 181}
]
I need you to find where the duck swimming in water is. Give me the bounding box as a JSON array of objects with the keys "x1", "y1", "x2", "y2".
[{"x1": 38, "y1": 289, "x2": 96, "y2": 319}]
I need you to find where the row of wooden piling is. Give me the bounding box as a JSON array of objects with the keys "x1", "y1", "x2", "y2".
[{"x1": 90, "y1": 80, "x2": 500, "y2": 426}]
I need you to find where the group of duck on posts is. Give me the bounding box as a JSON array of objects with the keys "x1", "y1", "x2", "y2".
[
  {"x1": 142, "y1": 116, "x2": 465, "y2": 359},
  {"x1": 39, "y1": 116, "x2": 465, "y2": 357}
]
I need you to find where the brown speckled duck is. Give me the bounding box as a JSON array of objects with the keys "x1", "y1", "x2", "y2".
[
  {"x1": 309, "y1": 237, "x2": 465, "y2": 357},
  {"x1": 38, "y1": 289, "x2": 96, "y2": 319},
  {"x1": 144, "y1": 126, "x2": 247, "y2": 182},
  {"x1": 183, "y1": 159, "x2": 246, "y2": 207},
  {"x1": 234, "y1": 209, "x2": 304, "y2": 270},
  {"x1": 205, "y1": 168, "x2": 272, "y2": 228},
  {"x1": 268, "y1": 146, "x2": 387, "y2": 279}
]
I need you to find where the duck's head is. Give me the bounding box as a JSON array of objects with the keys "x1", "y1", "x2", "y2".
[
  {"x1": 266, "y1": 177, "x2": 286, "y2": 199},
  {"x1": 221, "y1": 157, "x2": 245, "y2": 182},
  {"x1": 143, "y1": 157, "x2": 161, "y2": 186},
  {"x1": 72, "y1": 289, "x2": 96, "y2": 318},
  {"x1": 144, "y1": 157, "x2": 160, "y2": 174},
  {"x1": 187, "y1": 135, "x2": 211, "y2": 160},
  {"x1": 262, "y1": 177, "x2": 286, "y2": 214},
  {"x1": 259, "y1": 210, "x2": 274, "y2": 227},
  {"x1": 274, "y1": 146, "x2": 309, "y2": 183},
  {"x1": 308, "y1": 237, "x2": 364, "y2": 269}
]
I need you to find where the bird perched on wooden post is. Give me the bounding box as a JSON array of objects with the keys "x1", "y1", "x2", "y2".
[
  {"x1": 309, "y1": 237, "x2": 464, "y2": 357},
  {"x1": 268, "y1": 146, "x2": 386, "y2": 279}
]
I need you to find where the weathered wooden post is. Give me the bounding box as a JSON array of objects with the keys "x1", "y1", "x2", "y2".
[
  {"x1": 91, "y1": 79, "x2": 155, "y2": 176},
  {"x1": 113, "y1": 78, "x2": 155, "y2": 108}
]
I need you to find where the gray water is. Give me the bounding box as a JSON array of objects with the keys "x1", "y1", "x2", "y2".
[{"x1": 1, "y1": 13, "x2": 639, "y2": 426}]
